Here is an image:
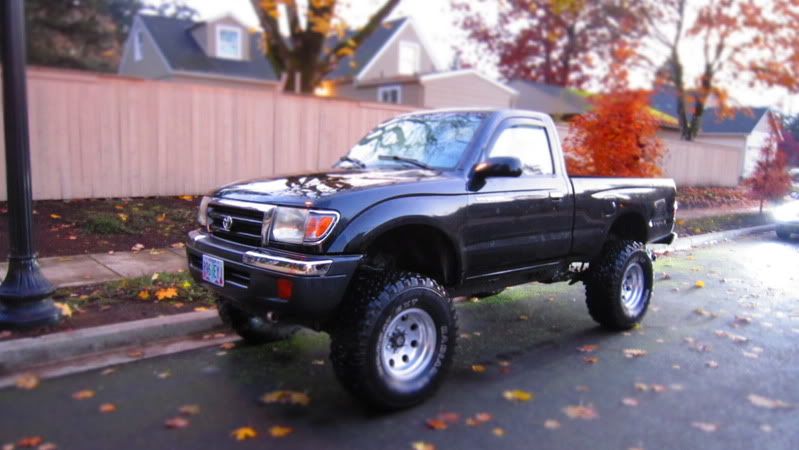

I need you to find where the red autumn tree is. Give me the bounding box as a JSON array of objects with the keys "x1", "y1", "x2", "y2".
[
  {"x1": 564, "y1": 91, "x2": 665, "y2": 177},
  {"x1": 638, "y1": 0, "x2": 799, "y2": 140},
  {"x1": 745, "y1": 136, "x2": 791, "y2": 213},
  {"x1": 452, "y1": 0, "x2": 646, "y2": 87}
]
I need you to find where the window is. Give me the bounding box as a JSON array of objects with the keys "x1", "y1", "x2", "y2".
[
  {"x1": 133, "y1": 30, "x2": 143, "y2": 61},
  {"x1": 489, "y1": 126, "x2": 554, "y2": 175},
  {"x1": 378, "y1": 85, "x2": 402, "y2": 104},
  {"x1": 216, "y1": 25, "x2": 242, "y2": 60},
  {"x1": 398, "y1": 41, "x2": 420, "y2": 75}
]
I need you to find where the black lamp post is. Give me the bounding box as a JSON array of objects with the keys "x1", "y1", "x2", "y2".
[{"x1": 0, "y1": 0, "x2": 60, "y2": 328}]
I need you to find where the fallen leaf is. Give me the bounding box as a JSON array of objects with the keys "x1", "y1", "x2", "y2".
[
  {"x1": 695, "y1": 280, "x2": 706, "y2": 288},
  {"x1": 37, "y1": 443, "x2": 57, "y2": 450},
  {"x1": 471, "y1": 364, "x2": 487, "y2": 373},
  {"x1": 171, "y1": 242, "x2": 186, "y2": 249},
  {"x1": 706, "y1": 360, "x2": 719, "y2": 369},
  {"x1": 621, "y1": 397, "x2": 639, "y2": 407},
  {"x1": 156, "y1": 371, "x2": 171, "y2": 379},
  {"x1": 231, "y1": 427, "x2": 257, "y2": 441},
  {"x1": 100, "y1": 368, "x2": 116, "y2": 376},
  {"x1": 466, "y1": 412, "x2": 492, "y2": 426},
  {"x1": 178, "y1": 195, "x2": 194, "y2": 201},
  {"x1": 311, "y1": 359, "x2": 325, "y2": 366},
  {"x1": 425, "y1": 419, "x2": 448, "y2": 430},
  {"x1": 543, "y1": 419, "x2": 561, "y2": 429},
  {"x1": 165, "y1": 417, "x2": 190, "y2": 429},
  {"x1": 131, "y1": 243, "x2": 145, "y2": 252},
  {"x1": 518, "y1": 314, "x2": 529, "y2": 320},
  {"x1": 693, "y1": 308, "x2": 715, "y2": 317},
  {"x1": 16, "y1": 373, "x2": 40, "y2": 390},
  {"x1": 117, "y1": 213, "x2": 128, "y2": 222},
  {"x1": 503, "y1": 389, "x2": 534, "y2": 402},
  {"x1": 492, "y1": 427, "x2": 506, "y2": 437},
  {"x1": 193, "y1": 307, "x2": 210, "y2": 312},
  {"x1": 53, "y1": 302, "x2": 72, "y2": 318},
  {"x1": 71, "y1": 390, "x2": 95, "y2": 400},
  {"x1": 16, "y1": 436, "x2": 43, "y2": 448},
  {"x1": 269, "y1": 426, "x2": 293, "y2": 438},
  {"x1": 760, "y1": 424, "x2": 773, "y2": 433},
  {"x1": 156, "y1": 213, "x2": 167, "y2": 223},
  {"x1": 50, "y1": 213, "x2": 61, "y2": 219},
  {"x1": 437, "y1": 412, "x2": 460, "y2": 424},
  {"x1": 691, "y1": 422, "x2": 718, "y2": 433},
  {"x1": 411, "y1": 442, "x2": 436, "y2": 450},
  {"x1": 181, "y1": 281, "x2": 192, "y2": 289},
  {"x1": 563, "y1": 404, "x2": 599, "y2": 420},
  {"x1": 747, "y1": 394, "x2": 792, "y2": 410},
  {"x1": 623, "y1": 349, "x2": 648, "y2": 359},
  {"x1": 179, "y1": 404, "x2": 201, "y2": 416},
  {"x1": 151, "y1": 273, "x2": 160, "y2": 281},
  {"x1": 261, "y1": 390, "x2": 311, "y2": 407},
  {"x1": 583, "y1": 356, "x2": 599, "y2": 365},
  {"x1": 155, "y1": 287, "x2": 179, "y2": 301},
  {"x1": 99, "y1": 403, "x2": 117, "y2": 413},
  {"x1": 220, "y1": 342, "x2": 236, "y2": 350},
  {"x1": 577, "y1": 344, "x2": 599, "y2": 353}
]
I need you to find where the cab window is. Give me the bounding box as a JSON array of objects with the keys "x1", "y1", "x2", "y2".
[{"x1": 489, "y1": 126, "x2": 554, "y2": 175}]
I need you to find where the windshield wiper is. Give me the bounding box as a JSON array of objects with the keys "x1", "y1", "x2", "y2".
[
  {"x1": 338, "y1": 155, "x2": 366, "y2": 169},
  {"x1": 377, "y1": 155, "x2": 432, "y2": 170}
]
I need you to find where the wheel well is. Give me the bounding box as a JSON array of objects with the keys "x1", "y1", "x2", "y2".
[
  {"x1": 608, "y1": 213, "x2": 648, "y2": 243},
  {"x1": 362, "y1": 225, "x2": 460, "y2": 286}
]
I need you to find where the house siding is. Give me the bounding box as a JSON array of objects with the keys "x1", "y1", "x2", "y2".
[
  {"x1": 422, "y1": 73, "x2": 515, "y2": 109},
  {"x1": 335, "y1": 82, "x2": 424, "y2": 107},
  {"x1": 358, "y1": 24, "x2": 437, "y2": 81},
  {"x1": 118, "y1": 19, "x2": 171, "y2": 79}
]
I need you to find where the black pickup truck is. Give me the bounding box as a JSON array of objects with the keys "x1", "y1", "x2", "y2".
[{"x1": 186, "y1": 109, "x2": 676, "y2": 409}]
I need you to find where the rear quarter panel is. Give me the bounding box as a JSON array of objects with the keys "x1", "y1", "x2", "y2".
[{"x1": 570, "y1": 177, "x2": 677, "y2": 259}]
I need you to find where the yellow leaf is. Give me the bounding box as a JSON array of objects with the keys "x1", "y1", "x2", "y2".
[
  {"x1": 503, "y1": 389, "x2": 534, "y2": 402},
  {"x1": 178, "y1": 195, "x2": 194, "y2": 201},
  {"x1": 695, "y1": 280, "x2": 706, "y2": 288},
  {"x1": 99, "y1": 403, "x2": 117, "y2": 413},
  {"x1": 50, "y1": 213, "x2": 62, "y2": 219},
  {"x1": 137, "y1": 290, "x2": 150, "y2": 300},
  {"x1": 471, "y1": 364, "x2": 487, "y2": 373},
  {"x1": 194, "y1": 306, "x2": 210, "y2": 312},
  {"x1": 72, "y1": 389, "x2": 96, "y2": 400},
  {"x1": 15, "y1": 373, "x2": 40, "y2": 390},
  {"x1": 117, "y1": 213, "x2": 129, "y2": 222},
  {"x1": 231, "y1": 426, "x2": 257, "y2": 441},
  {"x1": 269, "y1": 426, "x2": 293, "y2": 438},
  {"x1": 182, "y1": 281, "x2": 192, "y2": 289},
  {"x1": 261, "y1": 390, "x2": 311, "y2": 406},
  {"x1": 54, "y1": 302, "x2": 73, "y2": 318},
  {"x1": 412, "y1": 442, "x2": 436, "y2": 450},
  {"x1": 155, "y1": 287, "x2": 179, "y2": 301}
]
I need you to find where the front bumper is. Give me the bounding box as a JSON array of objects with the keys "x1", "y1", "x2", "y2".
[
  {"x1": 185, "y1": 229, "x2": 362, "y2": 321},
  {"x1": 777, "y1": 222, "x2": 799, "y2": 233}
]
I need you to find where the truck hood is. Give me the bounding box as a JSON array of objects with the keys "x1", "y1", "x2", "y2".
[{"x1": 213, "y1": 168, "x2": 456, "y2": 207}]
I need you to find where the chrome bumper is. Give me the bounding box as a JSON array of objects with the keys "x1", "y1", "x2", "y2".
[{"x1": 242, "y1": 250, "x2": 333, "y2": 277}]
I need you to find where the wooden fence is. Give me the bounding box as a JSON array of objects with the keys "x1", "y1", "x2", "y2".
[
  {"x1": 0, "y1": 68, "x2": 414, "y2": 201},
  {"x1": 1, "y1": 68, "x2": 743, "y2": 201}
]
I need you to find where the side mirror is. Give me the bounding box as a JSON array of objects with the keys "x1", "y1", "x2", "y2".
[{"x1": 472, "y1": 156, "x2": 523, "y2": 180}]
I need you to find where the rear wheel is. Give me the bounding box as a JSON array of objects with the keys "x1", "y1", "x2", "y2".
[
  {"x1": 584, "y1": 240, "x2": 653, "y2": 330},
  {"x1": 776, "y1": 227, "x2": 792, "y2": 241},
  {"x1": 216, "y1": 298, "x2": 299, "y2": 345},
  {"x1": 330, "y1": 271, "x2": 457, "y2": 410}
]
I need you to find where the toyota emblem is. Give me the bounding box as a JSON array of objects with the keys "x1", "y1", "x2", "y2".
[{"x1": 221, "y1": 215, "x2": 234, "y2": 231}]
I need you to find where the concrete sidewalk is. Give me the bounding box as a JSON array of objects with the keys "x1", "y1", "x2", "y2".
[{"x1": 0, "y1": 247, "x2": 187, "y2": 288}]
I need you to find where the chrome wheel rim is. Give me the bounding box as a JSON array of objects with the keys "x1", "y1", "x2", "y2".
[
  {"x1": 621, "y1": 263, "x2": 646, "y2": 316},
  {"x1": 379, "y1": 307, "x2": 437, "y2": 382}
]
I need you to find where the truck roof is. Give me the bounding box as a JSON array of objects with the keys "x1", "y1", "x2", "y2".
[{"x1": 395, "y1": 108, "x2": 553, "y2": 123}]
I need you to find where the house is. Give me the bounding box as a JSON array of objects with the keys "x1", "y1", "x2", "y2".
[
  {"x1": 323, "y1": 17, "x2": 518, "y2": 108},
  {"x1": 118, "y1": 13, "x2": 280, "y2": 88},
  {"x1": 507, "y1": 80, "x2": 589, "y2": 119},
  {"x1": 650, "y1": 86, "x2": 777, "y2": 178}
]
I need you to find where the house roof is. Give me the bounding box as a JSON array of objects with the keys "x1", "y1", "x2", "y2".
[
  {"x1": 650, "y1": 85, "x2": 768, "y2": 134},
  {"x1": 139, "y1": 15, "x2": 278, "y2": 82},
  {"x1": 326, "y1": 17, "x2": 409, "y2": 80},
  {"x1": 508, "y1": 80, "x2": 589, "y2": 116}
]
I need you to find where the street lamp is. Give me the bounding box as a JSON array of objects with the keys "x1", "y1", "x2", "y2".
[{"x1": 0, "y1": 0, "x2": 61, "y2": 328}]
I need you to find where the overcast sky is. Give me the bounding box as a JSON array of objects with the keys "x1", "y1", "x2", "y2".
[{"x1": 153, "y1": 0, "x2": 799, "y2": 114}]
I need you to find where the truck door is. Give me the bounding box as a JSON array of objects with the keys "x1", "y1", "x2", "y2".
[{"x1": 464, "y1": 119, "x2": 573, "y2": 277}]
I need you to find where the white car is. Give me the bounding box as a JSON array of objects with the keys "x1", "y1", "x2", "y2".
[{"x1": 774, "y1": 196, "x2": 799, "y2": 240}]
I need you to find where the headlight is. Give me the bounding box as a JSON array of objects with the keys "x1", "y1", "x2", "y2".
[
  {"x1": 773, "y1": 202, "x2": 799, "y2": 222},
  {"x1": 271, "y1": 207, "x2": 339, "y2": 244},
  {"x1": 198, "y1": 196, "x2": 211, "y2": 226}
]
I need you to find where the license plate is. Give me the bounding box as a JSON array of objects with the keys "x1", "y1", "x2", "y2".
[{"x1": 202, "y1": 255, "x2": 224, "y2": 287}]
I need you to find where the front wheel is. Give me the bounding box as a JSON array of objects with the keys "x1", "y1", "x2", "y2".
[
  {"x1": 330, "y1": 272, "x2": 458, "y2": 410},
  {"x1": 584, "y1": 240, "x2": 653, "y2": 330},
  {"x1": 776, "y1": 227, "x2": 792, "y2": 241}
]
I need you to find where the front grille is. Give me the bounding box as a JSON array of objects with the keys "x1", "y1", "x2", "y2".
[{"x1": 207, "y1": 202, "x2": 269, "y2": 247}]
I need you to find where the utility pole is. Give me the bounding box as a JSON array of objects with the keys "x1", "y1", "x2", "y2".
[{"x1": 0, "y1": 0, "x2": 61, "y2": 328}]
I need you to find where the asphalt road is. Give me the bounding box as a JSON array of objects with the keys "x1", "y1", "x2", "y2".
[{"x1": 2, "y1": 233, "x2": 798, "y2": 450}]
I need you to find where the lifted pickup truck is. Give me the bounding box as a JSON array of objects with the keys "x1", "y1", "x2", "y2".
[{"x1": 186, "y1": 109, "x2": 676, "y2": 410}]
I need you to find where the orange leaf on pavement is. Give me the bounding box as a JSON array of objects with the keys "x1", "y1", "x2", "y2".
[
  {"x1": 269, "y1": 426, "x2": 293, "y2": 438},
  {"x1": 15, "y1": 373, "x2": 40, "y2": 390},
  {"x1": 231, "y1": 427, "x2": 257, "y2": 441},
  {"x1": 71, "y1": 390, "x2": 95, "y2": 400},
  {"x1": 563, "y1": 404, "x2": 599, "y2": 420},
  {"x1": 503, "y1": 389, "x2": 534, "y2": 402},
  {"x1": 165, "y1": 417, "x2": 190, "y2": 429},
  {"x1": 99, "y1": 403, "x2": 117, "y2": 413},
  {"x1": 260, "y1": 390, "x2": 311, "y2": 406}
]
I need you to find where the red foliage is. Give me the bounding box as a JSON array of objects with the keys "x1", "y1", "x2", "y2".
[
  {"x1": 745, "y1": 135, "x2": 792, "y2": 210},
  {"x1": 452, "y1": 0, "x2": 645, "y2": 87},
  {"x1": 564, "y1": 90, "x2": 665, "y2": 177}
]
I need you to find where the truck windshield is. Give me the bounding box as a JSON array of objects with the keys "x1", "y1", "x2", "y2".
[{"x1": 345, "y1": 112, "x2": 487, "y2": 170}]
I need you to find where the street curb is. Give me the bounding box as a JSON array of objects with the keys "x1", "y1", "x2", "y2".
[
  {"x1": 0, "y1": 311, "x2": 223, "y2": 375},
  {"x1": 652, "y1": 224, "x2": 776, "y2": 255}
]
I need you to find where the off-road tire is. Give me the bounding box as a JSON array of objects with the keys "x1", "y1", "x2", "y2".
[
  {"x1": 776, "y1": 227, "x2": 792, "y2": 241},
  {"x1": 584, "y1": 240, "x2": 653, "y2": 330},
  {"x1": 330, "y1": 271, "x2": 458, "y2": 410},
  {"x1": 216, "y1": 298, "x2": 299, "y2": 345}
]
